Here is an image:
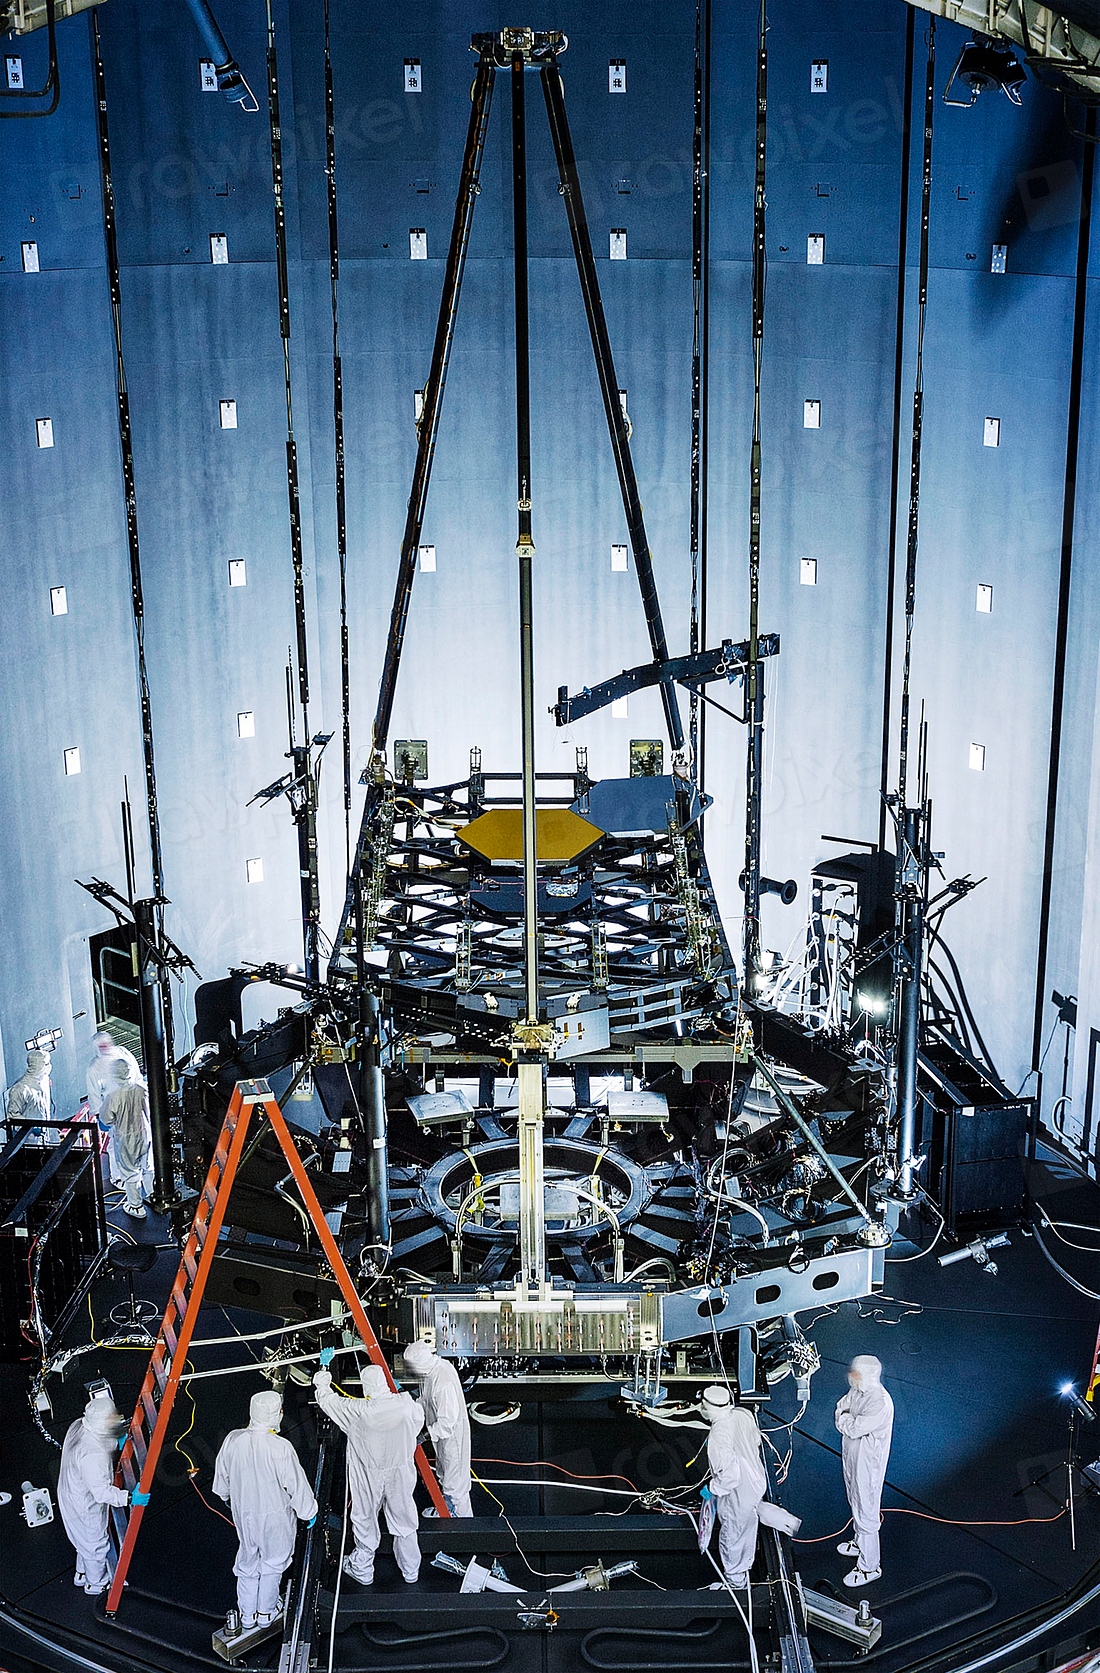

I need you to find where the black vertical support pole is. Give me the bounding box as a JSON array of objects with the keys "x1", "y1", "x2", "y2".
[
  {"x1": 370, "y1": 55, "x2": 497, "y2": 757},
  {"x1": 895, "y1": 807, "x2": 924, "y2": 1197},
  {"x1": 92, "y1": 13, "x2": 177, "y2": 1088},
  {"x1": 513, "y1": 53, "x2": 539, "y2": 1025},
  {"x1": 743, "y1": 0, "x2": 767, "y2": 989},
  {"x1": 540, "y1": 62, "x2": 684, "y2": 754},
  {"x1": 134, "y1": 898, "x2": 177, "y2": 1212},
  {"x1": 361, "y1": 990, "x2": 390, "y2": 1253},
  {"x1": 1031, "y1": 107, "x2": 1096, "y2": 1111},
  {"x1": 690, "y1": 0, "x2": 711, "y2": 784},
  {"x1": 324, "y1": 0, "x2": 352, "y2": 880},
  {"x1": 878, "y1": 10, "x2": 915, "y2": 850}
]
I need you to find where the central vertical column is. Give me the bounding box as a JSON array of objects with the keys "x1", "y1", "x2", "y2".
[{"x1": 511, "y1": 48, "x2": 547, "y2": 1292}]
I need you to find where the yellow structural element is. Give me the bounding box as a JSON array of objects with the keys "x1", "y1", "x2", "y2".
[{"x1": 458, "y1": 807, "x2": 604, "y2": 865}]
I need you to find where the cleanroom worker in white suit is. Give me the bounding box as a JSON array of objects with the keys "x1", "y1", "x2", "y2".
[
  {"x1": 835, "y1": 1353, "x2": 894, "y2": 1587},
  {"x1": 701, "y1": 1386, "x2": 768, "y2": 1589},
  {"x1": 212, "y1": 1389, "x2": 318, "y2": 1632},
  {"x1": 313, "y1": 1361, "x2": 423, "y2": 1584},
  {"x1": 402, "y1": 1341, "x2": 473, "y2": 1516},
  {"x1": 57, "y1": 1394, "x2": 133, "y2": 1595}
]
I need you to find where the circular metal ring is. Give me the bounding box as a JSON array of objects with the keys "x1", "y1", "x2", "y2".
[{"x1": 417, "y1": 1137, "x2": 653, "y2": 1245}]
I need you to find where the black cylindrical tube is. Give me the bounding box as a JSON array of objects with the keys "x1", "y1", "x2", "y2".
[
  {"x1": 895, "y1": 806, "x2": 924, "y2": 1197},
  {"x1": 360, "y1": 989, "x2": 390, "y2": 1251}
]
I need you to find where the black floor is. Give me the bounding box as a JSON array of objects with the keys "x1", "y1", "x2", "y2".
[{"x1": 3, "y1": 1148, "x2": 1100, "y2": 1671}]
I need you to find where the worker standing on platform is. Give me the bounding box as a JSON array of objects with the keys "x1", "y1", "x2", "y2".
[
  {"x1": 100, "y1": 1059, "x2": 153, "y2": 1220},
  {"x1": 835, "y1": 1353, "x2": 893, "y2": 1588},
  {"x1": 85, "y1": 1031, "x2": 142, "y2": 1186},
  {"x1": 402, "y1": 1341, "x2": 473, "y2": 1516},
  {"x1": 4, "y1": 1050, "x2": 53, "y2": 1144},
  {"x1": 57, "y1": 1394, "x2": 133, "y2": 1596},
  {"x1": 212, "y1": 1390, "x2": 318, "y2": 1634},
  {"x1": 313, "y1": 1360, "x2": 423, "y2": 1585},
  {"x1": 700, "y1": 1387, "x2": 767, "y2": 1590}
]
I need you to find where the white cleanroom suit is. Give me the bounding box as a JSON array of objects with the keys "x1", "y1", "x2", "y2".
[
  {"x1": 57, "y1": 1396, "x2": 131, "y2": 1594},
  {"x1": 101, "y1": 1060, "x2": 153, "y2": 1218},
  {"x1": 702, "y1": 1387, "x2": 767, "y2": 1588},
  {"x1": 213, "y1": 1390, "x2": 318, "y2": 1628},
  {"x1": 403, "y1": 1341, "x2": 473, "y2": 1516},
  {"x1": 5, "y1": 1050, "x2": 52, "y2": 1142},
  {"x1": 313, "y1": 1364, "x2": 423, "y2": 1584},
  {"x1": 835, "y1": 1353, "x2": 893, "y2": 1583},
  {"x1": 86, "y1": 1032, "x2": 142, "y2": 1187}
]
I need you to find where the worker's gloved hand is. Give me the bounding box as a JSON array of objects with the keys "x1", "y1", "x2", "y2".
[
  {"x1": 131, "y1": 1488, "x2": 151, "y2": 1506},
  {"x1": 700, "y1": 1485, "x2": 712, "y2": 1502},
  {"x1": 307, "y1": 1514, "x2": 317, "y2": 1528},
  {"x1": 313, "y1": 1369, "x2": 332, "y2": 1390},
  {"x1": 319, "y1": 1347, "x2": 336, "y2": 1367}
]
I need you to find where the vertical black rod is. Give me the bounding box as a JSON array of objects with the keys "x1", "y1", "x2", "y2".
[
  {"x1": 743, "y1": 0, "x2": 767, "y2": 987},
  {"x1": 513, "y1": 56, "x2": 539, "y2": 1023},
  {"x1": 324, "y1": 0, "x2": 352, "y2": 880},
  {"x1": 265, "y1": 0, "x2": 310, "y2": 719},
  {"x1": 897, "y1": 20, "x2": 935, "y2": 808},
  {"x1": 370, "y1": 55, "x2": 497, "y2": 757},
  {"x1": 361, "y1": 991, "x2": 390, "y2": 1252},
  {"x1": 91, "y1": 13, "x2": 177, "y2": 1084},
  {"x1": 895, "y1": 807, "x2": 925, "y2": 1196},
  {"x1": 690, "y1": 0, "x2": 711, "y2": 782},
  {"x1": 878, "y1": 10, "x2": 916, "y2": 851},
  {"x1": 1031, "y1": 107, "x2": 1096, "y2": 1092},
  {"x1": 540, "y1": 62, "x2": 684, "y2": 754},
  {"x1": 134, "y1": 898, "x2": 178, "y2": 1211}
]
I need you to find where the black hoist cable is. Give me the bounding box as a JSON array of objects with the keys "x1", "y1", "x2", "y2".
[
  {"x1": 897, "y1": 20, "x2": 936, "y2": 807},
  {"x1": 264, "y1": 0, "x2": 310, "y2": 721},
  {"x1": 689, "y1": 0, "x2": 711, "y2": 782},
  {"x1": 743, "y1": 0, "x2": 767, "y2": 986},
  {"x1": 324, "y1": 0, "x2": 351, "y2": 878},
  {"x1": 90, "y1": 12, "x2": 175, "y2": 1073}
]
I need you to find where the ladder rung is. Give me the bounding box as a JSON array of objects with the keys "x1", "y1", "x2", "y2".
[
  {"x1": 140, "y1": 1390, "x2": 158, "y2": 1431},
  {"x1": 131, "y1": 1431, "x2": 148, "y2": 1470},
  {"x1": 181, "y1": 1252, "x2": 198, "y2": 1283}
]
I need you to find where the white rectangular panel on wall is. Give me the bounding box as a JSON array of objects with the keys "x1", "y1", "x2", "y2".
[
  {"x1": 811, "y1": 60, "x2": 828, "y2": 91},
  {"x1": 983, "y1": 416, "x2": 1000, "y2": 447},
  {"x1": 419, "y1": 544, "x2": 436, "y2": 572},
  {"x1": 237, "y1": 711, "x2": 255, "y2": 738},
  {"x1": 807, "y1": 234, "x2": 825, "y2": 265},
  {"x1": 36, "y1": 417, "x2": 53, "y2": 448},
  {"x1": 609, "y1": 60, "x2": 626, "y2": 92},
  {"x1": 404, "y1": 59, "x2": 422, "y2": 92},
  {"x1": 800, "y1": 558, "x2": 817, "y2": 585},
  {"x1": 21, "y1": 241, "x2": 38, "y2": 273},
  {"x1": 969, "y1": 743, "x2": 986, "y2": 772},
  {"x1": 610, "y1": 229, "x2": 627, "y2": 260},
  {"x1": 803, "y1": 400, "x2": 820, "y2": 429},
  {"x1": 976, "y1": 584, "x2": 993, "y2": 613},
  {"x1": 611, "y1": 544, "x2": 628, "y2": 572},
  {"x1": 991, "y1": 244, "x2": 1007, "y2": 274},
  {"x1": 410, "y1": 228, "x2": 427, "y2": 259},
  {"x1": 200, "y1": 59, "x2": 218, "y2": 91},
  {"x1": 414, "y1": 389, "x2": 425, "y2": 422},
  {"x1": 246, "y1": 857, "x2": 264, "y2": 884},
  {"x1": 63, "y1": 747, "x2": 81, "y2": 776},
  {"x1": 210, "y1": 234, "x2": 229, "y2": 264},
  {"x1": 220, "y1": 400, "x2": 238, "y2": 429},
  {"x1": 228, "y1": 559, "x2": 247, "y2": 587},
  {"x1": 5, "y1": 55, "x2": 23, "y2": 89},
  {"x1": 50, "y1": 586, "x2": 67, "y2": 615}
]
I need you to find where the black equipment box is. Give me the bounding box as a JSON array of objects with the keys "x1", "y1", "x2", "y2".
[
  {"x1": 918, "y1": 1035, "x2": 1032, "y2": 1236},
  {"x1": 0, "y1": 1124, "x2": 107, "y2": 1360}
]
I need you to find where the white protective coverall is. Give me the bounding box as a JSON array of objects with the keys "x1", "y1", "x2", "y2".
[
  {"x1": 5, "y1": 1050, "x2": 52, "y2": 1143},
  {"x1": 313, "y1": 1365, "x2": 423, "y2": 1584},
  {"x1": 86, "y1": 1033, "x2": 142, "y2": 1185},
  {"x1": 212, "y1": 1390, "x2": 318, "y2": 1627},
  {"x1": 402, "y1": 1342, "x2": 472, "y2": 1516},
  {"x1": 703, "y1": 1389, "x2": 767, "y2": 1587},
  {"x1": 57, "y1": 1396, "x2": 131, "y2": 1593},
  {"x1": 101, "y1": 1060, "x2": 153, "y2": 1216},
  {"x1": 835, "y1": 1354, "x2": 894, "y2": 1576}
]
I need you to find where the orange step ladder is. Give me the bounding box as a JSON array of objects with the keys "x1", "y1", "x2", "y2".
[
  {"x1": 1086, "y1": 1320, "x2": 1100, "y2": 1406},
  {"x1": 105, "y1": 1076, "x2": 448, "y2": 1616}
]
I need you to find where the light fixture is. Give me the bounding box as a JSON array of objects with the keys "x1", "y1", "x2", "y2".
[
  {"x1": 1060, "y1": 1382, "x2": 1096, "y2": 1422},
  {"x1": 944, "y1": 38, "x2": 1026, "y2": 107}
]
